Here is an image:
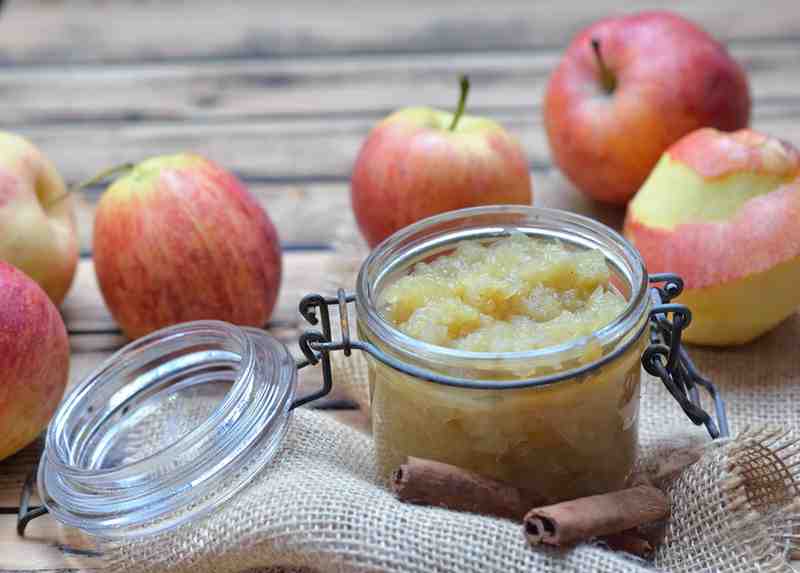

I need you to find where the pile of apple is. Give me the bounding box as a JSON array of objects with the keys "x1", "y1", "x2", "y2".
[
  {"x1": 2, "y1": 10, "x2": 799, "y2": 461},
  {"x1": 352, "y1": 11, "x2": 800, "y2": 347}
]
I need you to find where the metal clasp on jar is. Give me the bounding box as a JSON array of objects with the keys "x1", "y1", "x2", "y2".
[
  {"x1": 644, "y1": 274, "x2": 728, "y2": 439},
  {"x1": 292, "y1": 276, "x2": 729, "y2": 439}
]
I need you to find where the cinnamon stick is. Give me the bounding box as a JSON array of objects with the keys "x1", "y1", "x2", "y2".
[
  {"x1": 634, "y1": 518, "x2": 668, "y2": 548},
  {"x1": 524, "y1": 485, "x2": 670, "y2": 547},
  {"x1": 602, "y1": 531, "x2": 655, "y2": 559},
  {"x1": 391, "y1": 457, "x2": 544, "y2": 520},
  {"x1": 631, "y1": 444, "x2": 704, "y2": 487}
]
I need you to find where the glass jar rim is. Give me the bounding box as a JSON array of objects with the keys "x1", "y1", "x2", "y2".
[
  {"x1": 39, "y1": 320, "x2": 297, "y2": 538},
  {"x1": 46, "y1": 322, "x2": 256, "y2": 479},
  {"x1": 356, "y1": 205, "x2": 650, "y2": 378}
]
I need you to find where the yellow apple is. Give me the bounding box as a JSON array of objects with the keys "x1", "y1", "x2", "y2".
[
  {"x1": 624, "y1": 128, "x2": 800, "y2": 346},
  {"x1": 0, "y1": 132, "x2": 78, "y2": 305}
]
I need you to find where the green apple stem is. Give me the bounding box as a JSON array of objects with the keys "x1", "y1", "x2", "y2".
[
  {"x1": 45, "y1": 162, "x2": 136, "y2": 209},
  {"x1": 591, "y1": 38, "x2": 616, "y2": 94},
  {"x1": 449, "y1": 75, "x2": 470, "y2": 131}
]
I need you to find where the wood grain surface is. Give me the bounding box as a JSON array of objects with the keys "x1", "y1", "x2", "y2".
[{"x1": 1, "y1": 0, "x2": 799, "y2": 571}]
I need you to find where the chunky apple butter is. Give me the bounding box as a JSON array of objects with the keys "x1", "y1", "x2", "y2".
[
  {"x1": 366, "y1": 233, "x2": 644, "y2": 502},
  {"x1": 379, "y1": 234, "x2": 627, "y2": 351}
]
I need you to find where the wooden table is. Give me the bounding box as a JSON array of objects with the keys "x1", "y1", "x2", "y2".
[{"x1": 0, "y1": 1, "x2": 798, "y2": 570}]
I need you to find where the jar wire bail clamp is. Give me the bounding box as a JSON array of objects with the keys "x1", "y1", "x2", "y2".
[{"x1": 18, "y1": 276, "x2": 728, "y2": 537}]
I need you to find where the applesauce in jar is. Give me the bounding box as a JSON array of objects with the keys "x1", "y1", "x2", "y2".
[
  {"x1": 356, "y1": 207, "x2": 651, "y2": 503},
  {"x1": 379, "y1": 234, "x2": 628, "y2": 352}
]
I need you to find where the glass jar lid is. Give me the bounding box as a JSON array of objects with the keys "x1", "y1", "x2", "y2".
[{"x1": 38, "y1": 321, "x2": 297, "y2": 539}]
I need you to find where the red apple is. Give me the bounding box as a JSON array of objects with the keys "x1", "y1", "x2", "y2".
[
  {"x1": 351, "y1": 76, "x2": 532, "y2": 247},
  {"x1": 93, "y1": 154, "x2": 282, "y2": 339},
  {"x1": 544, "y1": 11, "x2": 750, "y2": 205},
  {"x1": 625, "y1": 128, "x2": 800, "y2": 346},
  {"x1": 0, "y1": 262, "x2": 69, "y2": 461},
  {"x1": 0, "y1": 131, "x2": 79, "y2": 305}
]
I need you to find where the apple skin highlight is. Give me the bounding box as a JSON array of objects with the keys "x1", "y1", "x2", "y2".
[
  {"x1": 545, "y1": 11, "x2": 751, "y2": 205},
  {"x1": 93, "y1": 154, "x2": 283, "y2": 340},
  {"x1": 625, "y1": 128, "x2": 800, "y2": 346}
]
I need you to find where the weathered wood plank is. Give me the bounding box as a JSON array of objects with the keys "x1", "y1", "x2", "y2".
[
  {"x1": 0, "y1": 515, "x2": 101, "y2": 572},
  {"x1": 12, "y1": 100, "x2": 800, "y2": 189},
  {"x1": 0, "y1": 0, "x2": 798, "y2": 65},
  {"x1": 0, "y1": 52, "x2": 553, "y2": 124},
  {"x1": 0, "y1": 434, "x2": 42, "y2": 508},
  {"x1": 0, "y1": 43, "x2": 796, "y2": 125}
]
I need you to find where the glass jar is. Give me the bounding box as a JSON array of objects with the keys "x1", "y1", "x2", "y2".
[{"x1": 356, "y1": 206, "x2": 650, "y2": 502}]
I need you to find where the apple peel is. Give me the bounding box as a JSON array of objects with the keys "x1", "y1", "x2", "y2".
[
  {"x1": 625, "y1": 127, "x2": 800, "y2": 345},
  {"x1": 669, "y1": 129, "x2": 800, "y2": 179},
  {"x1": 626, "y1": 183, "x2": 800, "y2": 289}
]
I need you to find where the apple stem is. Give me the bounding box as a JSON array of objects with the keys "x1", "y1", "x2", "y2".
[
  {"x1": 591, "y1": 38, "x2": 616, "y2": 94},
  {"x1": 44, "y1": 162, "x2": 136, "y2": 209},
  {"x1": 449, "y1": 75, "x2": 470, "y2": 131}
]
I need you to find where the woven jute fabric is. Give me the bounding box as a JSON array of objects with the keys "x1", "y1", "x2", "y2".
[
  {"x1": 108, "y1": 229, "x2": 800, "y2": 572},
  {"x1": 109, "y1": 407, "x2": 661, "y2": 573},
  {"x1": 656, "y1": 427, "x2": 800, "y2": 572}
]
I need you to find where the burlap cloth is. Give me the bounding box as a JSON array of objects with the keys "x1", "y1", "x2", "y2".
[{"x1": 107, "y1": 224, "x2": 800, "y2": 573}]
